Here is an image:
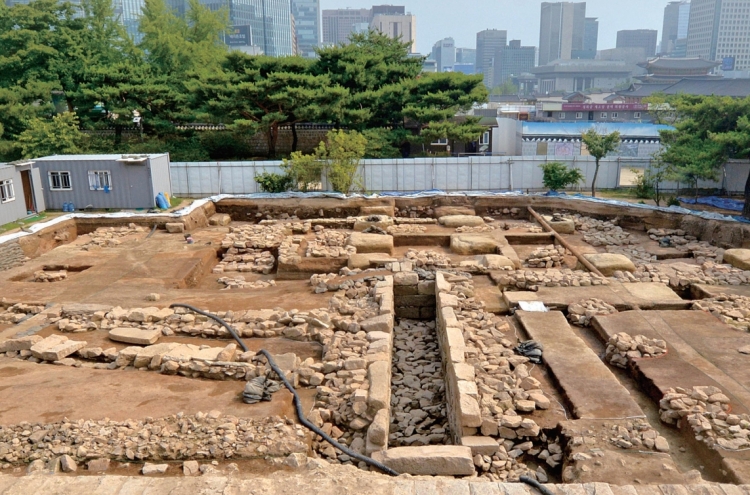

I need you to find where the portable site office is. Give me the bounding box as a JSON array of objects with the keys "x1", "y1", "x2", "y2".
[{"x1": 32, "y1": 153, "x2": 173, "y2": 210}]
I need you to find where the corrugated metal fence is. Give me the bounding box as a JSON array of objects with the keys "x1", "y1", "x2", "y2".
[{"x1": 169, "y1": 156, "x2": 750, "y2": 197}]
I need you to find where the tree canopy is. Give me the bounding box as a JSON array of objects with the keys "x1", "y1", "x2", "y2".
[
  {"x1": 581, "y1": 128, "x2": 621, "y2": 198},
  {"x1": 0, "y1": 7, "x2": 488, "y2": 161}
]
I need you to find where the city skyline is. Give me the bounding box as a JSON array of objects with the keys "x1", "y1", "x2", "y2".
[{"x1": 321, "y1": 0, "x2": 664, "y2": 55}]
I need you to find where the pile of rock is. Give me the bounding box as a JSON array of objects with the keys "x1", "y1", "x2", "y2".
[
  {"x1": 494, "y1": 269, "x2": 610, "y2": 291},
  {"x1": 32, "y1": 270, "x2": 68, "y2": 282},
  {"x1": 80, "y1": 224, "x2": 145, "y2": 250},
  {"x1": 604, "y1": 245, "x2": 656, "y2": 266},
  {"x1": 402, "y1": 249, "x2": 453, "y2": 269},
  {"x1": 604, "y1": 332, "x2": 667, "y2": 368},
  {"x1": 218, "y1": 276, "x2": 276, "y2": 290},
  {"x1": 278, "y1": 236, "x2": 303, "y2": 265},
  {"x1": 0, "y1": 412, "x2": 307, "y2": 469},
  {"x1": 613, "y1": 261, "x2": 750, "y2": 290},
  {"x1": 692, "y1": 294, "x2": 750, "y2": 331},
  {"x1": 573, "y1": 215, "x2": 635, "y2": 247},
  {"x1": 221, "y1": 224, "x2": 287, "y2": 250},
  {"x1": 524, "y1": 245, "x2": 569, "y2": 268},
  {"x1": 455, "y1": 225, "x2": 496, "y2": 233},
  {"x1": 484, "y1": 208, "x2": 523, "y2": 218},
  {"x1": 213, "y1": 249, "x2": 275, "y2": 275},
  {"x1": 259, "y1": 219, "x2": 312, "y2": 235},
  {"x1": 659, "y1": 386, "x2": 750, "y2": 451},
  {"x1": 387, "y1": 224, "x2": 426, "y2": 234},
  {"x1": 567, "y1": 299, "x2": 617, "y2": 327},
  {"x1": 306, "y1": 230, "x2": 356, "y2": 258},
  {"x1": 394, "y1": 206, "x2": 435, "y2": 218},
  {"x1": 389, "y1": 319, "x2": 448, "y2": 447},
  {"x1": 647, "y1": 229, "x2": 722, "y2": 262},
  {"x1": 607, "y1": 419, "x2": 670, "y2": 452},
  {"x1": 0, "y1": 302, "x2": 45, "y2": 324}
]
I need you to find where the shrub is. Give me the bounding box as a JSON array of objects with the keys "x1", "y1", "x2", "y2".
[
  {"x1": 667, "y1": 196, "x2": 681, "y2": 207},
  {"x1": 631, "y1": 169, "x2": 655, "y2": 199},
  {"x1": 255, "y1": 172, "x2": 294, "y2": 193},
  {"x1": 540, "y1": 162, "x2": 585, "y2": 191}
]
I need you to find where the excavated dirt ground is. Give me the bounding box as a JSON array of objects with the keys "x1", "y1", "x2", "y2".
[{"x1": 2, "y1": 204, "x2": 750, "y2": 486}]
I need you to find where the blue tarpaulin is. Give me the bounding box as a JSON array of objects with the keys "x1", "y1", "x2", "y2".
[{"x1": 678, "y1": 196, "x2": 745, "y2": 212}]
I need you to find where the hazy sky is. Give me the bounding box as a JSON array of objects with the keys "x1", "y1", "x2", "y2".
[{"x1": 321, "y1": 0, "x2": 665, "y2": 55}]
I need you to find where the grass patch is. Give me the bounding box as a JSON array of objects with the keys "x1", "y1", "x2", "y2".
[
  {"x1": 170, "y1": 196, "x2": 185, "y2": 208},
  {"x1": 0, "y1": 212, "x2": 49, "y2": 234}
]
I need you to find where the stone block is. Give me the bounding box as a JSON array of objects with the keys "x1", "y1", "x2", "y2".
[
  {"x1": 347, "y1": 233, "x2": 394, "y2": 255},
  {"x1": 394, "y1": 285, "x2": 419, "y2": 296},
  {"x1": 165, "y1": 223, "x2": 185, "y2": 233},
  {"x1": 348, "y1": 253, "x2": 397, "y2": 270},
  {"x1": 271, "y1": 353, "x2": 297, "y2": 372},
  {"x1": 353, "y1": 216, "x2": 394, "y2": 232},
  {"x1": 396, "y1": 295, "x2": 435, "y2": 307},
  {"x1": 584, "y1": 253, "x2": 636, "y2": 276},
  {"x1": 542, "y1": 215, "x2": 575, "y2": 234},
  {"x1": 142, "y1": 463, "x2": 168, "y2": 475},
  {"x1": 133, "y1": 343, "x2": 180, "y2": 369},
  {"x1": 457, "y1": 380, "x2": 478, "y2": 399},
  {"x1": 723, "y1": 249, "x2": 750, "y2": 270},
  {"x1": 395, "y1": 307, "x2": 421, "y2": 319},
  {"x1": 420, "y1": 306, "x2": 436, "y2": 319},
  {"x1": 435, "y1": 206, "x2": 476, "y2": 217},
  {"x1": 87, "y1": 458, "x2": 110, "y2": 472},
  {"x1": 371, "y1": 446, "x2": 475, "y2": 476},
  {"x1": 0, "y1": 335, "x2": 43, "y2": 353},
  {"x1": 393, "y1": 271, "x2": 419, "y2": 286},
  {"x1": 360, "y1": 314, "x2": 393, "y2": 334},
  {"x1": 459, "y1": 394, "x2": 482, "y2": 427},
  {"x1": 30, "y1": 335, "x2": 87, "y2": 362},
  {"x1": 439, "y1": 215, "x2": 485, "y2": 228},
  {"x1": 461, "y1": 436, "x2": 500, "y2": 456},
  {"x1": 360, "y1": 205, "x2": 395, "y2": 217},
  {"x1": 451, "y1": 362, "x2": 475, "y2": 382},
  {"x1": 367, "y1": 360, "x2": 390, "y2": 412},
  {"x1": 417, "y1": 281, "x2": 436, "y2": 295},
  {"x1": 450, "y1": 235, "x2": 498, "y2": 255},
  {"x1": 438, "y1": 292, "x2": 459, "y2": 308},
  {"x1": 367, "y1": 409, "x2": 389, "y2": 446},
  {"x1": 478, "y1": 255, "x2": 515, "y2": 270},
  {"x1": 108, "y1": 327, "x2": 161, "y2": 346},
  {"x1": 208, "y1": 213, "x2": 231, "y2": 226}
]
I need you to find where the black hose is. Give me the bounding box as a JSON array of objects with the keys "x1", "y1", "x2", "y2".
[
  {"x1": 169, "y1": 303, "x2": 400, "y2": 476},
  {"x1": 520, "y1": 475, "x2": 555, "y2": 495},
  {"x1": 169, "y1": 303, "x2": 248, "y2": 352},
  {"x1": 147, "y1": 224, "x2": 158, "y2": 238}
]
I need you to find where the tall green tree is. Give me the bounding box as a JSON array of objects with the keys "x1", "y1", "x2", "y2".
[
  {"x1": 582, "y1": 128, "x2": 621, "y2": 197},
  {"x1": 18, "y1": 112, "x2": 86, "y2": 158},
  {"x1": 659, "y1": 95, "x2": 750, "y2": 215}
]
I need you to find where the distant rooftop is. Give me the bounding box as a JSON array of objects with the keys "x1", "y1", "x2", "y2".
[
  {"x1": 521, "y1": 122, "x2": 673, "y2": 138},
  {"x1": 640, "y1": 57, "x2": 720, "y2": 71},
  {"x1": 32, "y1": 153, "x2": 168, "y2": 161},
  {"x1": 619, "y1": 79, "x2": 750, "y2": 98}
]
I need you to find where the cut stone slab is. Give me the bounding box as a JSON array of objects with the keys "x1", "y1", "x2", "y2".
[
  {"x1": 368, "y1": 360, "x2": 390, "y2": 412},
  {"x1": 347, "y1": 233, "x2": 394, "y2": 255},
  {"x1": 165, "y1": 222, "x2": 185, "y2": 233},
  {"x1": 30, "y1": 335, "x2": 87, "y2": 362},
  {"x1": 208, "y1": 213, "x2": 231, "y2": 226},
  {"x1": 503, "y1": 291, "x2": 539, "y2": 308},
  {"x1": 163, "y1": 344, "x2": 223, "y2": 362},
  {"x1": 450, "y1": 234, "x2": 498, "y2": 255},
  {"x1": 516, "y1": 310, "x2": 643, "y2": 419},
  {"x1": 724, "y1": 249, "x2": 750, "y2": 270},
  {"x1": 542, "y1": 215, "x2": 575, "y2": 234},
  {"x1": 461, "y1": 436, "x2": 499, "y2": 456},
  {"x1": 108, "y1": 327, "x2": 161, "y2": 346},
  {"x1": 360, "y1": 314, "x2": 393, "y2": 334},
  {"x1": 583, "y1": 253, "x2": 636, "y2": 276},
  {"x1": 439, "y1": 215, "x2": 485, "y2": 228},
  {"x1": 0, "y1": 335, "x2": 43, "y2": 353},
  {"x1": 133, "y1": 343, "x2": 180, "y2": 368},
  {"x1": 348, "y1": 253, "x2": 396, "y2": 270},
  {"x1": 371, "y1": 446, "x2": 474, "y2": 476},
  {"x1": 477, "y1": 254, "x2": 514, "y2": 269},
  {"x1": 434, "y1": 206, "x2": 476, "y2": 217}
]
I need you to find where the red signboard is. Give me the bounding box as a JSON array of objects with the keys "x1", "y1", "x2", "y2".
[{"x1": 561, "y1": 103, "x2": 648, "y2": 111}]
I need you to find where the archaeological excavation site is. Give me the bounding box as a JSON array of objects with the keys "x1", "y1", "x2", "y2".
[{"x1": 1, "y1": 194, "x2": 750, "y2": 494}]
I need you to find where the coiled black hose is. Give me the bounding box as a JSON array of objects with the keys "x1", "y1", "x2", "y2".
[
  {"x1": 169, "y1": 303, "x2": 400, "y2": 476},
  {"x1": 520, "y1": 475, "x2": 555, "y2": 495}
]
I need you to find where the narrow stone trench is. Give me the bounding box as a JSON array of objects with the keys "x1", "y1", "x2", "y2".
[
  {"x1": 389, "y1": 318, "x2": 450, "y2": 447},
  {"x1": 567, "y1": 320, "x2": 724, "y2": 482}
]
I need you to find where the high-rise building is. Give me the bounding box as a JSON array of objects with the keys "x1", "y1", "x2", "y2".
[
  {"x1": 291, "y1": 0, "x2": 319, "y2": 58},
  {"x1": 476, "y1": 29, "x2": 508, "y2": 88},
  {"x1": 538, "y1": 2, "x2": 586, "y2": 66},
  {"x1": 370, "y1": 10, "x2": 416, "y2": 52},
  {"x1": 573, "y1": 17, "x2": 598, "y2": 58},
  {"x1": 493, "y1": 40, "x2": 536, "y2": 88},
  {"x1": 661, "y1": 1, "x2": 690, "y2": 55},
  {"x1": 431, "y1": 38, "x2": 456, "y2": 72},
  {"x1": 322, "y1": 8, "x2": 372, "y2": 45},
  {"x1": 616, "y1": 29, "x2": 658, "y2": 58},
  {"x1": 687, "y1": 0, "x2": 750, "y2": 71},
  {"x1": 456, "y1": 47, "x2": 477, "y2": 66}
]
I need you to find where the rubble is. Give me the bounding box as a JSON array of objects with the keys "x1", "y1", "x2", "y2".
[
  {"x1": 306, "y1": 230, "x2": 356, "y2": 258},
  {"x1": 659, "y1": 386, "x2": 750, "y2": 451},
  {"x1": 604, "y1": 332, "x2": 667, "y2": 368},
  {"x1": 386, "y1": 224, "x2": 426, "y2": 234},
  {"x1": 692, "y1": 294, "x2": 750, "y2": 331},
  {"x1": 607, "y1": 419, "x2": 670, "y2": 452},
  {"x1": 524, "y1": 245, "x2": 570, "y2": 268},
  {"x1": 214, "y1": 249, "x2": 275, "y2": 275},
  {"x1": 573, "y1": 215, "x2": 635, "y2": 247},
  {"x1": 32, "y1": 270, "x2": 68, "y2": 282},
  {"x1": 0, "y1": 302, "x2": 45, "y2": 324},
  {"x1": 218, "y1": 276, "x2": 276, "y2": 290},
  {"x1": 494, "y1": 269, "x2": 610, "y2": 290},
  {"x1": 80, "y1": 224, "x2": 144, "y2": 250},
  {"x1": 567, "y1": 299, "x2": 617, "y2": 327},
  {"x1": 612, "y1": 261, "x2": 750, "y2": 290},
  {"x1": 648, "y1": 229, "x2": 723, "y2": 262}
]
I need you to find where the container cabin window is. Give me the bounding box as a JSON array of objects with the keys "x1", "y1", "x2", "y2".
[
  {"x1": 88, "y1": 170, "x2": 112, "y2": 191},
  {"x1": 49, "y1": 171, "x2": 72, "y2": 191},
  {"x1": 479, "y1": 131, "x2": 490, "y2": 145},
  {"x1": 0, "y1": 179, "x2": 15, "y2": 203}
]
